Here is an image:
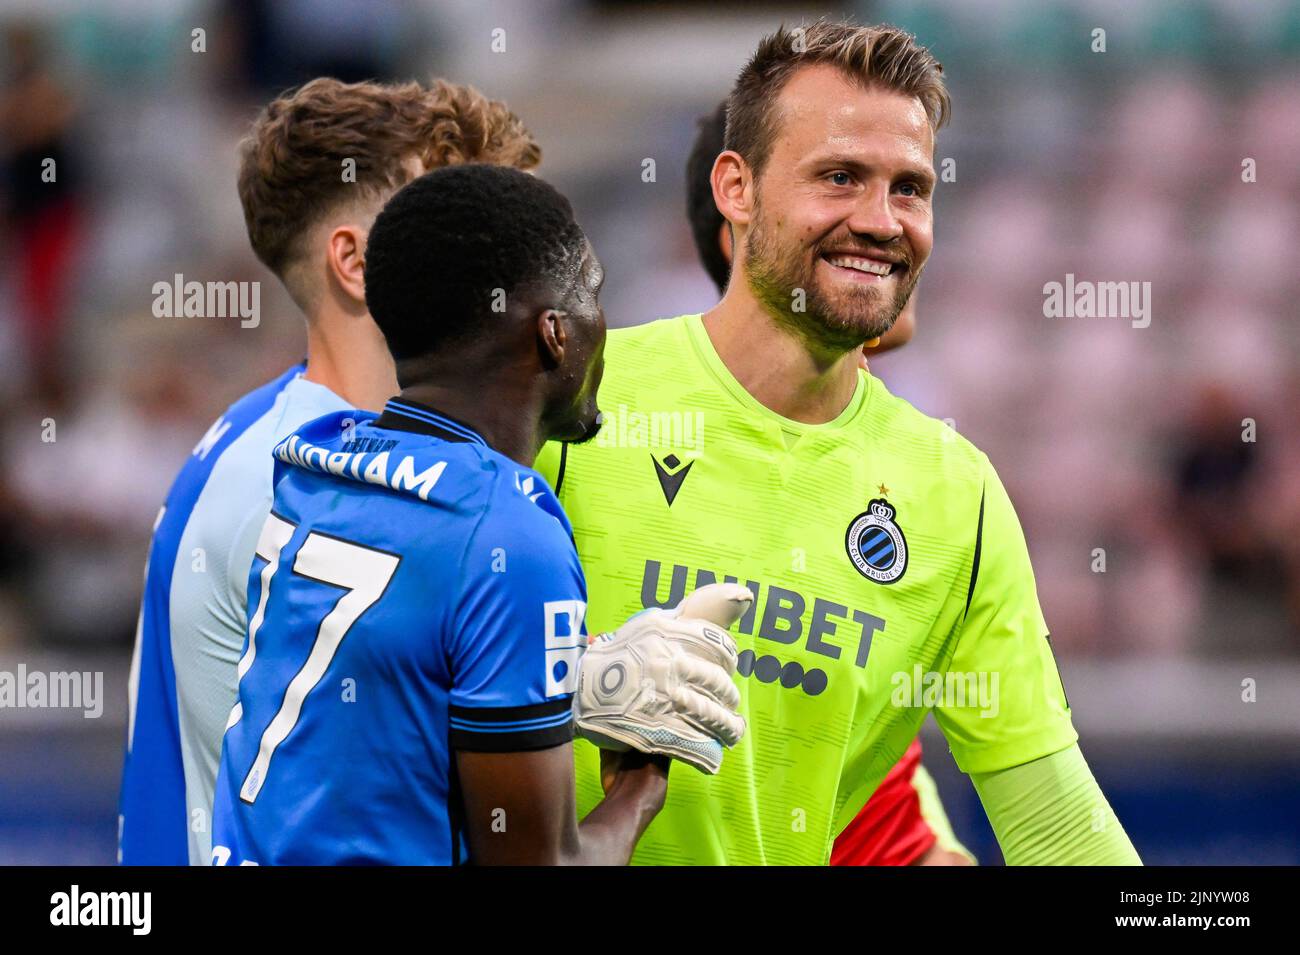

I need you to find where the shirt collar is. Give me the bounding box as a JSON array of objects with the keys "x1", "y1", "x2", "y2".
[{"x1": 374, "y1": 397, "x2": 487, "y2": 446}]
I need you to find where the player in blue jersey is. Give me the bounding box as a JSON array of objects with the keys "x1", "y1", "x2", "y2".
[
  {"x1": 212, "y1": 164, "x2": 746, "y2": 864},
  {"x1": 120, "y1": 79, "x2": 545, "y2": 864}
]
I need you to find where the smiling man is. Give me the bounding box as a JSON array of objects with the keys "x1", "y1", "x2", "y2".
[
  {"x1": 537, "y1": 20, "x2": 1141, "y2": 865},
  {"x1": 684, "y1": 96, "x2": 969, "y2": 867}
]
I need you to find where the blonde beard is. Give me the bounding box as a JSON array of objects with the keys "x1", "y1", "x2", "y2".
[{"x1": 743, "y1": 213, "x2": 913, "y2": 349}]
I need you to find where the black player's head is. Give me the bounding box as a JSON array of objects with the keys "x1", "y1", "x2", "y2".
[
  {"x1": 365, "y1": 163, "x2": 605, "y2": 444},
  {"x1": 686, "y1": 100, "x2": 731, "y2": 295}
]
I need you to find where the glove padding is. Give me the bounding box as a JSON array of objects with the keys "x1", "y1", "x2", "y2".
[{"x1": 574, "y1": 583, "x2": 751, "y2": 774}]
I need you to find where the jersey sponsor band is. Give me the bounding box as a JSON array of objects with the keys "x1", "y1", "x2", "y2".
[{"x1": 642, "y1": 558, "x2": 885, "y2": 672}]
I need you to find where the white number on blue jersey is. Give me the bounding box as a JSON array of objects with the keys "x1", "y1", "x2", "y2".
[
  {"x1": 225, "y1": 513, "x2": 297, "y2": 733},
  {"x1": 231, "y1": 514, "x2": 401, "y2": 805}
]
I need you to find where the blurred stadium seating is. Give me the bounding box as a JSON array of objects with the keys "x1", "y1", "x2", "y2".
[{"x1": 0, "y1": 0, "x2": 1295, "y2": 864}]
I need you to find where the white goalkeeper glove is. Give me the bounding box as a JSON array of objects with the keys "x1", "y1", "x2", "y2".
[{"x1": 574, "y1": 582, "x2": 751, "y2": 775}]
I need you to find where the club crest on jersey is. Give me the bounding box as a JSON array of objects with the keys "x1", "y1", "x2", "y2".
[{"x1": 845, "y1": 499, "x2": 908, "y2": 584}]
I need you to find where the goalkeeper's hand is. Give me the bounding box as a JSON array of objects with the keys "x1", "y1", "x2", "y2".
[{"x1": 574, "y1": 583, "x2": 751, "y2": 775}]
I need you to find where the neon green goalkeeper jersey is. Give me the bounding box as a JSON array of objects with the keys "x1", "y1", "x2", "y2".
[{"x1": 535, "y1": 314, "x2": 1077, "y2": 865}]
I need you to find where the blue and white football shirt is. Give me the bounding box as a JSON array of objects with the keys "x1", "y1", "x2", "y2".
[
  {"x1": 119, "y1": 366, "x2": 350, "y2": 865},
  {"x1": 210, "y1": 399, "x2": 586, "y2": 865}
]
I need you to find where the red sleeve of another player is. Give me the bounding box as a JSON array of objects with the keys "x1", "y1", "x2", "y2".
[{"x1": 830, "y1": 739, "x2": 936, "y2": 866}]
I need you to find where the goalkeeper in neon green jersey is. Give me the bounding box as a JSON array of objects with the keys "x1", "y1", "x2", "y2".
[{"x1": 535, "y1": 20, "x2": 1140, "y2": 865}]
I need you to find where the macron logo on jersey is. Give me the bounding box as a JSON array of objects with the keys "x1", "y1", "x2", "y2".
[
  {"x1": 544, "y1": 600, "x2": 586, "y2": 697},
  {"x1": 274, "y1": 434, "x2": 447, "y2": 502}
]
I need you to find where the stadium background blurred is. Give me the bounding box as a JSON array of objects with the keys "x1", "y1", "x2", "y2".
[{"x1": 0, "y1": 0, "x2": 1297, "y2": 864}]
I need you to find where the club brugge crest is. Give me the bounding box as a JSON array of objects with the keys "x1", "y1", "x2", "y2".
[{"x1": 845, "y1": 499, "x2": 908, "y2": 584}]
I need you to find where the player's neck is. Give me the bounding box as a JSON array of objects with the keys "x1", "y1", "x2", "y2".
[
  {"x1": 302, "y1": 307, "x2": 398, "y2": 412},
  {"x1": 396, "y1": 375, "x2": 545, "y2": 468},
  {"x1": 702, "y1": 292, "x2": 861, "y2": 425}
]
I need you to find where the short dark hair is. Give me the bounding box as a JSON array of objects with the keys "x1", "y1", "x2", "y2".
[
  {"x1": 364, "y1": 164, "x2": 586, "y2": 361},
  {"x1": 727, "y1": 20, "x2": 949, "y2": 178},
  {"x1": 686, "y1": 100, "x2": 730, "y2": 294}
]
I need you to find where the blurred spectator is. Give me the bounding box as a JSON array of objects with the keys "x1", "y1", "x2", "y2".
[
  {"x1": 1167, "y1": 383, "x2": 1291, "y2": 654},
  {"x1": 0, "y1": 22, "x2": 86, "y2": 409}
]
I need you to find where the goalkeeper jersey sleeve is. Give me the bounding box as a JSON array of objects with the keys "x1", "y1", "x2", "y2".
[
  {"x1": 971, "y1": 743, "x2": 1141, "y2": 865},
  {"x1": 932, "y1": 455, "x2": 1078, "y2": 774}
]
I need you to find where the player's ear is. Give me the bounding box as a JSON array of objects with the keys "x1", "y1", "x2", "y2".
[
  {"x1": 712, "y1": 150, "x2": 752, "y2": 230},
  {"x1": 326, "y1": 224, "x2": 368, "y2": 308},
  {"x1": 536, "y1": 309, "x2": 568, "y2": 370}
]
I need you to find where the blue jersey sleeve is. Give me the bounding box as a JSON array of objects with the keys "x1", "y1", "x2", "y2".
[{"x1": 446, "y1": 487, "x2": 587, "y2": 752}]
